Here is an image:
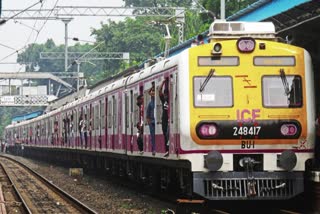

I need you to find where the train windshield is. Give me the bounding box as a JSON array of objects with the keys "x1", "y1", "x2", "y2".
[
  {"x1": 262, "y1": 75, "x2": 302, "y2": 108},
  {"x1": 193, "y1": 76, "x2": 233, "y2": 107}
]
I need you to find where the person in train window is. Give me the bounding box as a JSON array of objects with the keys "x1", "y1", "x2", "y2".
[
  {"x1": 147, "y1": 84, "x2": 156, "y2": 156},
  {"x1": 159, "y1": 78, "x2": 170, "y2": 157},
  {"x1": 136, "y1": 94, "x2": 144, "y2": 154}
]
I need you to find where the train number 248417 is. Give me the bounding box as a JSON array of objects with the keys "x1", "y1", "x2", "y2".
[{"x1": 233, "y1": 126, "x2": 261, "y2": 136}]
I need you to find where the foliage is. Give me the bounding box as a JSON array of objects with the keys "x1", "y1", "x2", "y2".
[
  {"x1": 0, "y1": 107, "x2": 44, "y2": 138},
  {"x1": 92, "y1": 17, "x2": 164, "y2": 73},
  {"x1": 201, "y1": 0, "x2": 258, "y2": 20},
  {"x1": 124, "y1": 0, "x2": 192, "y2": 7}
]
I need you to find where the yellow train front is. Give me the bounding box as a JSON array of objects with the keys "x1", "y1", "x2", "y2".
[{"x1": 179, "y1": 21, "x2": 316, "y2": 200}]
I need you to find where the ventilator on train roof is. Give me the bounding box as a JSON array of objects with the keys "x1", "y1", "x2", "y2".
[{"x1": 208, "y1": 20, "x2": 276, "y2": 41}]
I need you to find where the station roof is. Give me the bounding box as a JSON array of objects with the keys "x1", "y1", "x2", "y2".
[
  {"x1": 12, "y1": 110, "x2": 44, "y2": 123},
  {"x1": 228, "y1": 0, "x2": 320, "y2": 33}
]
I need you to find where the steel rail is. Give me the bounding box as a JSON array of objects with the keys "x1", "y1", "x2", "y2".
[{"x1": 0, "y1": 155, "x2": 98, "y2": 214}]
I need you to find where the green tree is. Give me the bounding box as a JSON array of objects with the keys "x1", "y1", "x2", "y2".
[
  {"x1": 201, "y1": 0, "x2": 259, "y2": 20},
  {"x1": 124, "y1": 0, "x2": 192, "y2": 7},
  {"x1": 92, "y1": 17, "x2": 163, "y2": 74}
]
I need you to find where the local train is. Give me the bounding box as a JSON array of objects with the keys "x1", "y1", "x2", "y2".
[{"x1": 4, "y1": 20, "x2": 316, "y2": 200}]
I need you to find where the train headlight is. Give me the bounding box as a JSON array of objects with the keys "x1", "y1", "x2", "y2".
[
  {"x1": 277, "y1": 150, "x2": 297, "y2": 171},
  {"x1": 211, "y1": 43, "x2": 222, "y2": 55},
  {"x1": 237, "y1": 38, "x2": 255, "y2": 53},
  {"x1": 204, "y1": 151, "x2": 223, "y2": 171},
  {"x1": 197, "y1": 123, "x2": 218, "y2": 138},
  {"x1": 280, "y1": 124, "x2": 297, "y2": 136}
]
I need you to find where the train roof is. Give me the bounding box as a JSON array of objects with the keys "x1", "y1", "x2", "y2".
[{"x1": 208, "y1": 20, "x2": 275, "y2": 40}]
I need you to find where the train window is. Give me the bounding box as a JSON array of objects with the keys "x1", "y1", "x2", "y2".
[
  {"x1": 107, "y1": 100, "x2": 112, "y2": 128},
  {"x1": 125, "y1": 93, "x2": 130, "y2": 128},
  {"x1": 193, "y1": 76, "x2": 233, "y2": 107},
  {"x1": 113, "y1": 96, "x2": 117, "y2": 129},
  {"x1": 94, "y1": 104, "x2": 99, "y2": 130},
  {"x1": 262, "y1": 75, "x2": 302, "y2": 108},
  {"x1": 198, "y1": 56, "x2": 239, "y2": 66},
  {"x1": 130, "y1": 90, "x2": 133, "y2": 130},
  {"x1": 254, "y1": 56, "x2": 295, "y2": 66},
  {"x1": 101, "y1": 100, "x2": 105, "y2": 129},
  {"x1": 133, "y1": 94, "x2": 137, "y2": 126}
]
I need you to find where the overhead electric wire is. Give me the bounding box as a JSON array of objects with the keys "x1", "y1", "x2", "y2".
[
  {"x1": 0, "y1": 42, "x2": 17, "y2": 51},
  {"x1": 0, "y1": 0, "x2": 47, "y2": 63},
  {"x1": 32, "y1": 0, "x2": 60, "y2": 43},
  {"x1": 0, "y1": 0, "x2": 61, "y2": 65},
  {"x1": 0, "y1": 0, "x2": 44, "y2": 25}
]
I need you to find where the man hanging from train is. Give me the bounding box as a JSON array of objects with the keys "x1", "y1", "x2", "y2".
[
  {"x1": 81, "y1": 114, "x2": 89, "y2": 148},
  {"x1": 159, "y1": 78, "x2": 170, "y2": 157},
  {"x1": 147, "y1": 83, "x2": 156, "y2": 156},
  {"x1": 136, "y1": 94, "x2": 144, "y2": 154}
]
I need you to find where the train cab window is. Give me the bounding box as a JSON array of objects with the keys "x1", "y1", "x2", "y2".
[
  {"x1": 262, "y1": 75, "x2": 302, "y2": 108},
  {"x1": 193, "y1": 76, "x2": 233, "y2": 107}
]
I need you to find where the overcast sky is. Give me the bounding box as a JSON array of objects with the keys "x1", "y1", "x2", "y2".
[{"x1": 0, "y1": 0, "x2": 125, "y2": 72}]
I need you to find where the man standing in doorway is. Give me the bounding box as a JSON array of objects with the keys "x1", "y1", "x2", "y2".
[
  {"x1": 159, "y1": 78, "x2": 170, "y2": 157},
  {"x1": 147, "y1": 84, "x2": 156, "y2": 156},
  {"x1": 136, "y1": 94, "x2": 144, "y2": 154}
]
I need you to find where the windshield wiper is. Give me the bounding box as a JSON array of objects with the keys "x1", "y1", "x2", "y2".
[
  {"x1": 280, "y1": 68, "x2": 290, "y2": 96},
  {"x1": 200, "y1": 69, "x2": 215, "y2": 92}
]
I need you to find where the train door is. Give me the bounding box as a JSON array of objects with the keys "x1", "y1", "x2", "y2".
[
  {"x1": 62, "y1": 113, "x2": 66, "y2": 147},
  {"x1": 107, "y1": 97, "x2": 112, "y2": 150},
  {"x1": 93, "y1": 100, "x2": 101, "y2": 151},
  {"x1": 94, "y1": 101, "x2": 99, "y2": 151},
  {"x1": 83, "y1": 105, "x2": 89, "y2": 149},
  {"x1": 117, "y1": 91, "x2": 122, "y2": 151},
  {"x1": 96, "y1": 99, "x2": 104, "y2": 150},
  {"x1": 49, "y1": 117, "x2": 52, "y2": 146},
  {"x1": 76, "y1": 107, "x2": 82, "y2": 149},
  {"x1": 129, "y1": 89, "x2": 134, "y2": 153},
  {"x1": 124, "y1": 90, "x2": 129, "y2": 154},
  {"x1": 72, "y1": 109, "x2": 76, "y2": 148},
  {"x1": 157, "y1": 75, "x2": 170, "y2": 155},
  {"x1": 144, "y1": 81, "x2": 155, "y2": 153},
  {"x1": 113, "y1": 94, "x2": 118, "y2": 150},
  {"x1": 100, "y1": 98, "x2": 106, "y2": 150},
  {"x1": 93, "y1": 102, "x2": 97, "y2": 151},
  {"x1": 89, "y1": 104, "x2": 93, "y2": 150},
  {"x1": 171, "y1": 73, "x2": 179, "y2": 156},
  {"x1": 110, "y1": 95, "x2": 117, "y2": 150},
  {"x1": 104, "y1": 97, "x2": 108, "y2": 150}
]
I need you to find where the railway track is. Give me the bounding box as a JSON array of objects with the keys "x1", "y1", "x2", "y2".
[
  {"x1": 0, "y1": 155, "x2": 97, "y2": 214},
  {"x1": 174, "y1": 199, "x2": 307, "y2": 214}
]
